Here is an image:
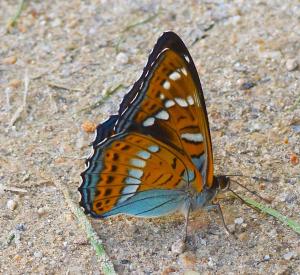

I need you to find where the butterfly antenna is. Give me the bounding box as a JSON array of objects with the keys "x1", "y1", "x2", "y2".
[
  {"x1": 230, "y1": 179, "x2": 271, "y2": 203},
  {"x1": 225, "y1": 174, "x2": 273, "y2": 183}
]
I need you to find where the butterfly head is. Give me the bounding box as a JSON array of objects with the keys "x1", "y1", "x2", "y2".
[{"x1": 213, "y1": 175, "x2": 230, "y2": 192}]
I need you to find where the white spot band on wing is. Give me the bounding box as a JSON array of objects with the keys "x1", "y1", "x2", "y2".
[
  {"x1": 181, "y1": 68, "x2": 188, "y2": 76},
  {"x1": 136, "y1": 150, "x2": 151, "y2": 160},
  {"x1": 159, "y1": 93, "x2": 165, "y2": 100},
  {"x1": 143, "y1": 117, "x2": 155, "y2": 127},
  {"x1": 155, "y1": 110, "x2": 169, "y2": 120},
  {"x1": 181, "y1": 133, "x2": 203, "y2": 143},
  {"x1": 119, "y1": 181, "x2": 140, "y2": 203},
  {"x1": 162, "y1": 80, "x2": 171, "y2": 90},
  {"x1": 130, "y1": 158, "x2": 146, "y2": 168},
  {"x1": 187, "y1": 96, "x2": 194, "y2": 105},
  {"x1": 184, "y1": 55, "x2": 190, "y2": 63},
  {"x1": 148, "y1": 145, "x2": 159, "y2": 153},
  {"x1": 175, "y1": 97, "x2": 188, "y2": 107},
  {"x1": 128, "y1": 168, "x2": 143, "y2": 179},
  {"x1": 169, "y1": 71, "x2": 181, "y2": 81},
  {"x1": 165, "y1": 99, "x2": 175, "y2": 108}
]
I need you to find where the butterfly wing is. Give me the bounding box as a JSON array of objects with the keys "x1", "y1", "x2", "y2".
[
  {"x1": 79, "y1": 32, "x2": 214, "y2": 218},
  {"x1": 113, "y1": 32, "x2": 213, "y2": 188},
  {"x1": 79, "y1": 132, "x2": 202, "y2": 218}
]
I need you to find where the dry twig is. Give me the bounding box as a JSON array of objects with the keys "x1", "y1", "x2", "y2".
[{"x1": 9, "y1": 69, "x2": 29, "y2": 127}]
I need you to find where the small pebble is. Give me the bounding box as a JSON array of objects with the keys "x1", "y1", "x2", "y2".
[
  {"x1": 241, "y1": 223, "x2": 248, "y2": 228},
  {"x1": 2, "y1": 56, "x2": 17, "y2": 64},
  {"x1": 240, "y1": 81, "x2": 256, "y2": 90},
  {"x1": 171, "y1": 239, "x2": 185, "y2": 254},
  {"x1": 249, "y1": 122, "x2": 263, "y2": 132},
  {"x1": 179, "y1": 252, "x2": 197, "y2": 268},
  {"x1": 7, "y1": 199, "x2": 18, "y2": 210},
  {"x1": 162, "y1": 266, "x2": 176, "y2": 274},
  {"x1": 283, "y1": 251, "x2": 297, "y2": 260},
  {"x1": 236, "y1": 78, "x2": 247, "y2": 86},
  {"x1": 291, "y1": 123, "x2": 300, "y2": 134},
  {"x1": 14, "y1": 254, "x2": 21, "y2": 262},
  {"x1": 34, "y1": 251, "x2": 43, "y2": 258},
  {"x1": 227, "y1": 224, "x2": 236, "y2": 233},
  {"x1": 264, "y1": 254, "x2": 270, "y2": 261},
  {"x1": 9, "y1": 79, "x2": 22, "y2": 89},
  {"x1": 120, "y1": 259, "x2": 131, "y2": 265},
  {"x1": 81, "y1": 121, "x2": 97, "y2": 133},
  {"x1": 116, "y1": 52, "x2": 129, "y2": 64},
  {"x1": 233, "y1": 62, "x2": 248, "y2": 72},
  {"x1": 285, "y1": 58, "x2": 298, "y2": 71},
  {"x1": 16, "y1": 224, "x2": 26, "y2": 231},
  {"x1": 238, "y1": 232, "x2": 249, "y2": 241},
  {"x1": 37, "y1": 207, "x2": 48, "y2": 216},
  {"x1": 207, "y1": 257, "x2": 215, "y2": 267},
  {"x1": 237, "y1": 78, "x2": 256, "y2": 90},
  {"x1": 284, "y1": 193, "x2": 297, "y2": 203},
  {"x1": 290, "y1": 153, "x2": 299, "y2": 165},
  {"x1": 234, "y1": 217, "x2": 244, "y2": 225}
]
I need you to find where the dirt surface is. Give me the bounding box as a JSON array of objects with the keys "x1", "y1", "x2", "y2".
[{"x1": 0, "y1": 0, "x2": 299, "y2": 274}]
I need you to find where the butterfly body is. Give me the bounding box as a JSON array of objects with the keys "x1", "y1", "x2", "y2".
[{"x1": 79, "y1": 32, "x2": 229, "y2": 222}]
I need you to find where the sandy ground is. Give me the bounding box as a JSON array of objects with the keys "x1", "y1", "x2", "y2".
[{"x1": 0, "y1": 0, "x2": 299, "y2": 274}]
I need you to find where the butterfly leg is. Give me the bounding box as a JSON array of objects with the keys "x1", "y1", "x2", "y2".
[
  {"x1": 183, "y1": 204, "x2": 191, "y2": 242},
  {"x1": 213, "y1": 202, "x2": 232, "y2": 235},
  {"x1": 207, "y1": 202, "x2": 235, "y2": 237}
]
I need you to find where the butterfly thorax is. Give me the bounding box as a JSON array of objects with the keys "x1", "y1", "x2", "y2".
[{"x1": 190, "y1": 175, "x2": 230, "y2": 211}]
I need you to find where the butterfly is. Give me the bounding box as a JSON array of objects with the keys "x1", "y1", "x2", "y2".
[{"x1": 78, "y1": 31, "x2": 230, "y2": 237}]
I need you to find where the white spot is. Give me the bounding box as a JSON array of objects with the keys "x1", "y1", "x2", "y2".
[
  {"x1": 181, "y1": 68, "x2": 187, "y2": 76},
  {"x1": 184, "y1": 55, "x2": 190, "y2": 63},
  {"x1": 130, "y1": 158, "x2": 146, "y2": 168},
  {"x1": 155, "y1": 110, "x2": 169, "y2": 120},
  {"x1": 165, "y1": 99, "x2": 175, "y2": 108},
  {"x1": 169, "y1": 71, "x2": 181, "y2": 81},
  {"x1": 148, "y1": 145, "x2": 159, "y2": 153},
  {"x1": 122, "y1": 185, "x2": 138, "y2": 196},
  {"x1": 159, "y1": 93, "x2": 165, "y2": 100},
  {"x1": 128, "y1": 168, "x2": 143, "y2": 179},
  {"x1": 125, "y1": 177, "x2": 141, "y2": 185},
  {"x1": 143, "y1": 117, "x2": 155, "y2": 127},
  {"x1": 187, "y1": 96, "x2": 194, "y2": 105},
  {"x1": 136, "y1": 150, "x2": 151, "y2": 159},
  {"x1": 181, "y1": 133, "x2": 203, "y2": 142},
  {"x1": 119, "y1": 180, "x2": 140, "y2": 203},
  {"x1": 175, "y1": 97, "x2": 188, "y2": 107},
  {"x1": 162, "y1": 80, "x2": 171, "y2": 90}
]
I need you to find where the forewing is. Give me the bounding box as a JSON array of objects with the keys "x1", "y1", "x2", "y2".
[{"x1": 112, "y1": 32, "x2": 213, "y2": 187}]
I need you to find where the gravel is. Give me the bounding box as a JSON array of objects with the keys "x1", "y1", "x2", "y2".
[{"x1": 0, "y1": 0, "x2": 299, "y2": 274}]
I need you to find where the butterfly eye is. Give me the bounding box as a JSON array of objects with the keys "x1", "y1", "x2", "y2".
[{"x1": 217, "y1": 176, "x2": 230, "y2": 191}]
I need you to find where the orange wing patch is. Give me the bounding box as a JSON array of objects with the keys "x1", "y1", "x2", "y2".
[
  {"x1": 131, "y1": 50, "x2": 211, "y2": 186},
  {"x1": 91, "y1": 133, "x2": 203, "y2": 216}
]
